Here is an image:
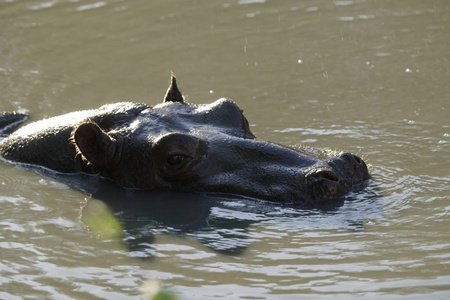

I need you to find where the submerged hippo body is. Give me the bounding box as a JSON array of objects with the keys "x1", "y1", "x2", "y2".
[{"x1": 0, "y1": 76, "x2": 369, "y2": 203}]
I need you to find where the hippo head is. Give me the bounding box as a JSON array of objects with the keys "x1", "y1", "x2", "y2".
[{"x1": 71, "y1": 75, "x2": 369, "y2": 203}]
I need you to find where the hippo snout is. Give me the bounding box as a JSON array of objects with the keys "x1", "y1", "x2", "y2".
[
  {"x1": 336, "y1": 152, "x2": 370, "y2": 182},
  {"x1": 305, "y1": 152, "x2": 369, "y2": 201}
]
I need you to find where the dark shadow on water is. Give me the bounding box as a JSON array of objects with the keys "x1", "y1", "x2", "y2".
[
  {"x1": 21, "y1": 166, "x2": 383, "y2": 257},
  {"x1": 75, "y1": 177, "x2": 382, "y2": 257},
  {"x1": 84, "y1": 181, "x2": 262, "y2": 257}
]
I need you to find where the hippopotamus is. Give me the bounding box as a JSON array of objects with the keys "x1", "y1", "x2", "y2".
[{"x1": 0, "y1": 75, "x2": 369, "y2": 203}]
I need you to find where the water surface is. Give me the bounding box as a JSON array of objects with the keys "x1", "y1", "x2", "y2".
[{"x1": 0, "y1": 0, "x2": 449, "y2": 299}]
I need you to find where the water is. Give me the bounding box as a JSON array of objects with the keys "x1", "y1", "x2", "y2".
[{"x1": 1, "y1": 0, "x2": 449, "y2": 299}]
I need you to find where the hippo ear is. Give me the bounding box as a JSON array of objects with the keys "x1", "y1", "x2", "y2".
[
  {"x1": 163, "y1": 73, "x2": 185, "y2": 103},
  {"x1": 72, "y1": 122, "x2": 117, "y2": 167}
]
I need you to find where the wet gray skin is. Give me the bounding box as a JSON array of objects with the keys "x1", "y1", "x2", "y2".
[{"x1": 0, "y1": 75, "x2": 369, "y2": 203}]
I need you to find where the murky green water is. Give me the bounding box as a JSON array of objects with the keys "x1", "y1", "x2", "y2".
[{"x1": 1, "y1": 0, "x2": 449, "y2": 299}]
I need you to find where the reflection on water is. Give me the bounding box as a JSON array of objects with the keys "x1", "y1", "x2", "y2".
[
  {"x1": 1, "y1": 0, "x2": 449, "y2": 299},
  {"x1": 79, "y1": 178, "x2": 381, "y2": 257}
]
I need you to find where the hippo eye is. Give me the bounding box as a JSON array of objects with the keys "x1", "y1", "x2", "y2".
[
  {"x1": 154, "y1": 133, "x2": 206, "y2": 182},
  {"x1": 166, "y1": 154, "x2": 187, "y2": 166}
]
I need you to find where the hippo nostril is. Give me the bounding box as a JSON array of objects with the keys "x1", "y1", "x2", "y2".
[
  {"x1": 340, "y1": 152, "x2": 357, "y2": 163},
  {"x1": 337, "y1": 152, "x2": 370, "y2": 182},
  {"x1": 317, "y1": 170, "x2": 339, "y2": 182},
  {"x1": 352, "y1": 154, "x2": 362, "y2": 164},
  {"x1": 340, "y1": 152, "x2": 365, "y2": 167}
]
